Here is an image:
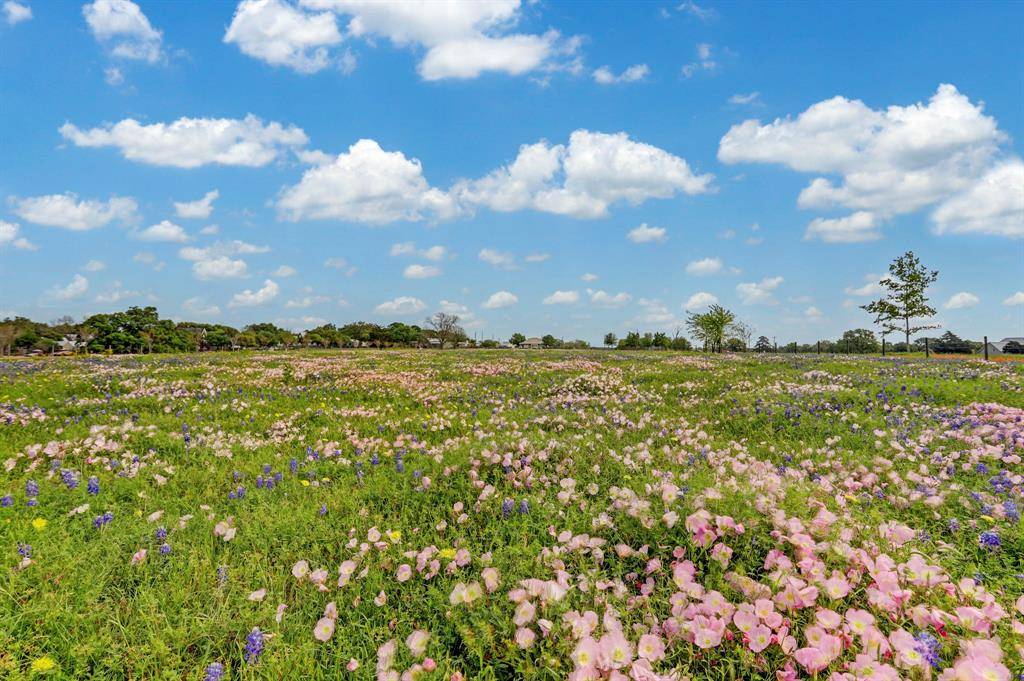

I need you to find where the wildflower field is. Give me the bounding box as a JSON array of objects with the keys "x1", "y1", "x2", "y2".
[{"x1": 1, "y1": 350, "x2": 1023, "y2": 681}]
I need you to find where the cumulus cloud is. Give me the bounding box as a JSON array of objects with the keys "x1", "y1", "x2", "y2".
[
  {"x1": 720, "y1": 84, "x2": 1016, "y2": 239},
  {"x1": 683, "y1": 291, "x2": 718, "y2": 310},
  {"x1": 542, "y1": 290, "x2": 579, "y2": 305},
  {"x1": 182, "y1": 297, "x2": 221, "y2": 316},
  {"x1": 285, "y1": 294, "x2": 330, "y2": 308},
  {"x1": 681, "y1": 43, "x2": 716, "y2": 78},
  {"x1": 179, "y1": 240, "x2": 267, "y2": 281},
  {"x1": 685, "y1": 257, "x2": 724, "y2": 276},
  {"x1": 943, "y1": 292, "x2": 980, "y2": 309},
  {"x1": 729, "y1": 92, "x2": 760, "y2": 105},
  {"x1": 736, "y1": 276, "x2": 783, "y2": 305},
  {"x1": 0, "y1": 220, "x2": 36, "y2": 250},
  {"x1": 374, "y1": 296, "x2": 426, "y2": 315},
  {"x1": 478, "y1": 248, "x2": 516, "y2": 270},
  {"x1": 804, "y1": 305, "x2": 823, "y2": 320},
  {"x1": 524, "y1": 253, "x2": 550, "y2": 263},
  {"x1": 805, "y1": 211, "x2": 881, "y2": 243},
  {"x1": 390, "y1": 242, "x2": 447, "y2": 260},
  {"x1": 83, "y1": 0, "x2": 163, "y2": 63},
  {"x1": 224, "y1": 0, "x2": 343, "y2": 74},
  {"x1": 49, "y1": 274, "x2": 89, "y2": 301},
  {"x1": 456, "y1": 129, "x2": 713, "y2": 219},
  {"x1": 844, "y1": 273, "x2": 888, "y2": 296},
  {"x1": 277, "y1": 139, "x2": 456, "y2": 223},
  {"x1": 482, "y1": 290, "x2": 517, "y2": 309},
  {"x1": 179, "y1": 240, "x2": 270, "y2": 261},
  {"x1": 4, "y1": 1, "x2": 32, "y2": 25},
  {"x1": 135, "y1": 220, "x2": 189, "y2": 243},
  {"x1": 580, "y1": 273, "x2": 598, "y2": 282},
  {"x1": 931, "y1": 159, "x2": 1023, "y2": 237},
  {"x1": 94, "y1": 281, "x2": 142, "y2": 304},
  {"x1": 288, "y1": 0, "x2": 580, "y2": 81},
  {"x1": 174, "y1": 190, "x2": 219, "y2": 219},
  {"x1": 1003, "y1": 292, "x2": 1024, "y2": 306},
  {"x1": 588, "y1": 289, "x2": 631, "y2": 307},
  {"x1": 229, "y1": 279, "x2": 279, "y2": 307},
  {"x1": 627, "y1": 223, "x2": 667, "y2": 243},
  {"x1": 60, "y1": 115, "x2": 308, "y2": 168},
  {"x1": 632, "y1": 298, "x2": 678, "y2": 326},
  {"x1": 9, "y1": 193, "x2": 137, "y2": 230},
  {"x1": 192, "y1": 256, "x2": 248, "y2": 280},
  {"x1": 403, "y1": 263, "x2": 441, "y2": 279},
  {"x1": 272, "y1": 265, "x2": 297, "y2": 277},
  {"x1": 593, "y1": 63, "x2": 649, "y2": 85},
  {"x1": 84, "y1": 259, "x2": 106, "y2": 272}
]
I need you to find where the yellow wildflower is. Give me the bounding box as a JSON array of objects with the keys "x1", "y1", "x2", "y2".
[{"x1": 31, "y1": 518, "x2": 48, "y2": 531}]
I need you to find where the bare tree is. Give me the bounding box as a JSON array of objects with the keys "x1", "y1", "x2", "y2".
[{"x1": 426, "y1": 312, "x2": 462, "y2": 349}]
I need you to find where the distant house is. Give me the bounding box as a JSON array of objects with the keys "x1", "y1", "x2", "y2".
[
  {"x1": 984, "y1": 337, "x2": 1024, "y2": 356},
  {"x1": 519, "y1": 337, "x2": 544, "y2": 349},
  {"x1": 56, "y1": 334, "x2": 84, "y2": 353}
]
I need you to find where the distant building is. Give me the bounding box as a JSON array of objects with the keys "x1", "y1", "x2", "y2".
[
  {"x1": 519, "y1": 337, "x2": 544, "y2": 349},
  {"x1": 984, "y1": 337, "x2": 1024, "y2": 356},
  {"x1": 56, "y1": 334, "x2": 84, "y2": 353}
]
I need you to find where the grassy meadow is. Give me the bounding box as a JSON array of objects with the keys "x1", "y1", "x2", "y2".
[{"x1": 1, "y1": 350, "x2": 1022, "y2": 680}]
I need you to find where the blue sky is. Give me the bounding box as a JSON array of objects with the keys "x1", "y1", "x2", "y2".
[{"x1": 1, "y1": 0, "x2": 1022, "y2": 344}]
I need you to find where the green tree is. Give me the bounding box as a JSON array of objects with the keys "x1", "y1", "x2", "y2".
[
  {"x1": 861, "y1": 251, "x2": 939, "y2": 350},
  {"x1": 686, "y1": 305, "x2": 736, "y2": 353},
  {"x1": 839, "y1": 328, "x2": 880, "y2": 354},
  {"x1": 541, "y1": 334, "x2": 559, "y2": 349},
  {"x1": 603, "y1": 332, "x2": 617, "y2": 348},
  {"x1": 509, "y1": 333, "x2": 526, "y2": 347},
  {"x1": 754, "y1": 336, "x2": 772, "y2": 352}
]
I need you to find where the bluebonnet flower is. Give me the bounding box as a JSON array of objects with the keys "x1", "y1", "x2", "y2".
[
  {"x1": 18, "y1": 543, "x2": 31, "y2": 558},
  {"x1": 501, "y1": 498, "x2": 514, "y2": 519},
  {"x1": 216, "y1": 566, "x2": 228, "y2": 586},
  {"x1": 87, "y1": 476, "x2": 99, "y2": 495},
  {"x1": 244, "y1": 627, "x2": 264, "y2": 664},
  {"x1": 1, "y1": 495, "x2": 12, "y2": 507},
  {"x1": 155, "y1": 527, "x2": 167, "y2": 541},
  {"x1": 979, "y1": 530, "x2": 1001, "y2": 549},
  {"x1": 948, "y1": 518, "x2": 961, "y2": 532},
  {"x1": 233, "y1": 471, "x2": 242, "y2": 482},
  {"x1": 25, "y1": 479, "x2": 39, "y2": 505},
  {"x1": 289, "y1": 458, "x2": 298, "y2": 473},
  {"x1": 519, "y1": 500, "x2": 530, "y2": 515},
  {"x1": 274, "y1": 472, "x2": 282, "y2": 483},
  {"x1": 93, "y1": 511, "x2": 114, "y2": 528},
  {"x1": 262, "y1": 464, "x2": 271, "y2": 474},
  {"x1": 159, "y1": 543, "x2": 171, "y2": 555},
  {"x1": 371, "y1": 453, "x2": 380, "y2": 466},
  {"x1": 319, "y1": 504, "x2": 327, "y2": 516},
  {"x1": 204, "y1": 662, "x2": 224, "y2": 681},
  {"x1": 914, "y1": 632, "x2": 941, "y2": 669},
  {"x1": 61, "y1": 469, "x2": 79, "y2": 489},
  {"x1": 256, "y1": 476, "x2": 264, "y2": 489},
  {"x1": 1004, "y1": 500, "x2": 1019, "y2": 522}
]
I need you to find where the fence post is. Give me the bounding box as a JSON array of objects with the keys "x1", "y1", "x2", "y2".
[
  {"x1": 882, "y1": 338, "x2": 886, "y2": 357},
  {"x1": 817, "y1": 340, "x2": 820, "y2": 354},
  {"x1": 924, "y1": 337, "x2": 929, "y2": 359},
  {"x1": 984, "y1": 336, "x2": 988, "y2": 361}
]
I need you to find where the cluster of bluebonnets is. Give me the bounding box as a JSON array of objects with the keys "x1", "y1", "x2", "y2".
[{"x1": 0, "y1": 350, "x2": 1022, "y2": 679}]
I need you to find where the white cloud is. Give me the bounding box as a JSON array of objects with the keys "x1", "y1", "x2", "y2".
[
  {"x1": 133, "y1": 251, "x2": 155, "y2": 264},
  {"x1": 681, "y1": 43, "x2": 716, "y2": 78},
  {"x1": 389, "y1": 242, "x2": 447, "y2": 260},
  {"x1": 685, "y1": 257, "x2": 723, "y2": 276},
  {"x1": 720, "y1": 84, "x2": 1014, "y2": 238},
  {"x1": 805, "y1": 211, "x2": 881, "y2": 243},
  {"x1": 182, "y1": 297, "x2": 221, "y2": 316},
  {"x1": 84, "y1": 259, "x2": 106, "y2": 272},
  {"x1": 285, "y1": 294, "x2": 330, "y2": 308},
  {"x1": 683, "y1": 291, "x2": 717, "y2": 310},
  {"x1": 944, "y1": 292, "x2": 980, "y2": 310},
  {"x1": 276, "y1": 315, "x2": 328, "y2": 331},
  {"x1": 200, "y1": 224, "x2": 220, "y2": 235},
  {"x1": 272, "y1": 265, "x2": 297, "y2": 277},
  {"x1": 324, "y1": 256, "x2": 347, "y2": 268},
  {"x1": 1003, "y1": 292, "x2": 1024, "y2": 306},
  {"x1": 192, "y1": 256, "x2": 248, "y2": 281},
  {"x1": 542, "y1": 290, "x2": 578, "y2": 305},
  {"x1": 9, "y1": 193, "x2": 137, "y2": 230},
  {"x1": 136, "y1": 219, "x2": 188, "y2": 243},
  {"x1": 294, "y1": 0, "x2": 579, "y2": 81},
  {"x1": 804, "y1": 305, "x2": 823, "y2": 320},
  {"x1": 456, "y1": 129, "x2": 713, "y2": 219},
  {"x1": 104, "y1": 66, "x2": 124, "y2": 85},
  {"x1": 593, "y1": 63, "x2": 649, "y2": 85},
  {"x1": 374, "y1": 296, "x2": 426, "y2": 315},
  {"x1": 83, "y1": 0, "x2": 163, "y2": 63},
  {"x1": 179, "y1": 240, "x2": 269, "y2": 261},
  {"x1": 736, "y1": 276, "x2": 783, "y2": 305},
  {"x1": 224, "y1": 0, "x2": 343, "y2": 74},
  {"x1": 633, "y1": 297, "x2": 678, "y2": 326},
  {"x1": 60, "y1": 115, "x2": 308, "y2": 168},
  {"x1": 277, "y1": 139, "x2": 456, "y2": 223},
  {"x1": 589, "y1": 289, "x2": 631, "y2": 307},
  {"x1": 932, "y1": 158, "x2": 1024, "y2": 237},
  {"x1": 49, "y1": 274, "x2": 89, "y2": 301},
  {"x1": 677, "y1": 1, "x2": 717, "y2": 21},
  {"x1": 627, "y1": 223, "x2": 667, "y2": 243},
  {"x1": 403, "y1": 263, "x2": 441, "y2": 279},
  {"x1": 437, "y1": 300, "x2": 480, "y2": 327},
  {"x1": 844, "y1": 274, "x2": 887, "y2": 296},
  {"x1": 0, "y1": 220, "x2": 36, "y2": 250},
  {"x1": 478, "y1": 248, "x2": 516, "y2": 270},
  {"x1": 729, "y1": 92, "x2": 760, "y2": 105},
  {"x1": 580, "y1": 272, "x2": 598, "y2": 282},
  {"x1": 174, "y1": 190, "x2": 219, "y2": 219},
  {"x1": 482, "y1": 290, "x2": 517, "y2": 309},
  {"x1": 229, "y1": 279, "x2": 279, "y2": 307},
  {"x1": 524, "y1": 252, "x2": 550, "y2": 263},
  {"x1": 94, "y1": 281, "x2": 142, "y2": 304},
  {"x1": 4, "y1": 1, "x2": 32, "y2": 25}
]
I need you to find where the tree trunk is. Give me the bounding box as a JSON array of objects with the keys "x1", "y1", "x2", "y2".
[{"x1": 904, "y1": 317, "x2": 910, "y2": 352}]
